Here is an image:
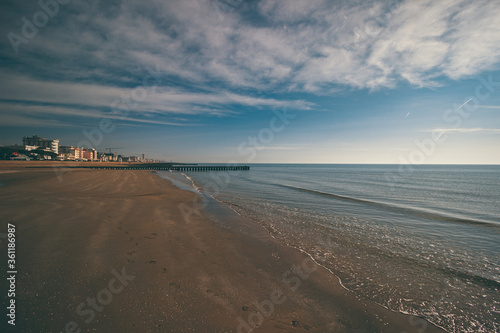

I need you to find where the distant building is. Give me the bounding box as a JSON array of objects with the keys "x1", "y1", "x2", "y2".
[
  {"x1": 98, "y1": 153, "x2": 108, "y2": 162},
  {"x1": 23, "y1": 135, "x2": 59, "y2": 154},
  {"x1": 23, "y1": 145, "x2": 39, "y2": 151},
  {"x1": 58, "y1": 146, "x2": 97, "y2": 161},
  {"x1": 81, "y1": 148, "x2": 97, "y2": 161},
  {"x1": 98, "y1": 152, "x2": 117, "y2": 162},
  {"x1": 104, "y1": 153, "x2": 117, "y2": 161},
  {"x1": 58, "y1": 146, "x2": 78, "y2": 160}
]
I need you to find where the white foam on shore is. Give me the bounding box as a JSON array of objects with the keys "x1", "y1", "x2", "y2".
[{"x1": 180, "y1": 172, "x2": 203, "y2": 194}]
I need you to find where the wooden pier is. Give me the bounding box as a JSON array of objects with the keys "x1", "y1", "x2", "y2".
[
  {"x1": 170, "y1": 165, "x2": 249, "y2": 171},
  {"x1": 79, "y1": 164, "x2": 250, "y2": 171}
]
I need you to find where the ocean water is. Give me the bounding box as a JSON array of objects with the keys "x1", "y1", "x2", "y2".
[{"x1": 158, "y1": 164, "x2": 500, "y2": 333}]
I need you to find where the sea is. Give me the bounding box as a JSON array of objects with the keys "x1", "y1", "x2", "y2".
[{"x1": 157, "y1": 164, "x2": 500, "y2": 333}]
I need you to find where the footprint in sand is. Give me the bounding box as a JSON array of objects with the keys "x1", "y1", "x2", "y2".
[{"x1": 168, "y1": 282, "x2": 180, "y2": 289}]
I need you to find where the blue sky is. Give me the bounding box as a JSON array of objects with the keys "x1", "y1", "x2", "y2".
[{"x1": 0, "y1": 0, "x2": 499, "y2": 163}]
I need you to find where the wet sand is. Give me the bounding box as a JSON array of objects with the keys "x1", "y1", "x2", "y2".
[{"x1": 0, "y1": 162, "x2": 445, "y2": 332}]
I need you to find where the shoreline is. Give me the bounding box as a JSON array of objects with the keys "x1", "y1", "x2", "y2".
[
  {"x1": 151, "y1": 169, "x2": 450, "y2": 333},
  {"x1": 165, "y1": 170, "x2": 451, "y2": 333},
  {"x1": 0, "y1": 162, "x2": 446, "y2": 332}
]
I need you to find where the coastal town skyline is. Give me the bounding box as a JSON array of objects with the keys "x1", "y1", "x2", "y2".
[
  {"x1": 0, "y1": 134, "x2": 155, "y2": 162},
  {"x1": 1, "y1": 0, "x2": 500, "y2": 164}
]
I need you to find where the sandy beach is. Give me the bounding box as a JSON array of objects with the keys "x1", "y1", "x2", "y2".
[{"x1": 0, "y1": 162, "x2": 445, "y2": 332}]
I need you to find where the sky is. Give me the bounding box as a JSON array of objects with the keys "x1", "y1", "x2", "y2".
[{"x1": 0, "y1": 0, "x2": 499, "y2": 164}]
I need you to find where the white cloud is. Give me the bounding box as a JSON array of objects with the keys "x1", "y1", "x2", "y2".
[
  {"x1": 258, "y1": 0, "x2": 328, "y2": 22},
  {"x1": 0, "y1": 102, "x2": 188, "y2": 127},
  {"x1": 264, "y1": 0, "x2": 500, "y2": 90},
  {"x1": 443, "y1": 0, "x2": 500, "y2": 79},
  {"x1": 2, "y1": 0, "x2": 500, "y2": 96}
]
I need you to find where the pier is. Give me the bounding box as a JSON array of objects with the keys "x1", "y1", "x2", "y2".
[
  {"x1": 170, "y1": 165, "x2": 249, "y2": 171},
  {"x1": 79, "y1": 163, "x2": 250, "y2": 171}
]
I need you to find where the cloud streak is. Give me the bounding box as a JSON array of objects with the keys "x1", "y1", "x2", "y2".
[
  {"x1": 0, "y1": 73, "x2": 312, "y2": 127},
  {"x1": 432, "y1": 128, "x2": 500, "y2": 133},
  {"x1": 478, "y1": 105, "x2": 500, "y2": 109}
]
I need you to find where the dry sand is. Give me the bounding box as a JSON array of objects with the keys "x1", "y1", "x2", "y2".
[{"x1": 0, "y1": 162, "x2": 445, "y2": 332}]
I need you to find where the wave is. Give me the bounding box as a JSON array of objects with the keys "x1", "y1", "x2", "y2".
[
  {"x1": 278, "y1": 184, "x2": 500, "y2": 231},
  {"x1": 311, "y1": 219, "x2": 500, "y2": 290},
  {"x1": 180, "y1": 172, "x2": 203, "y2": 193}
]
